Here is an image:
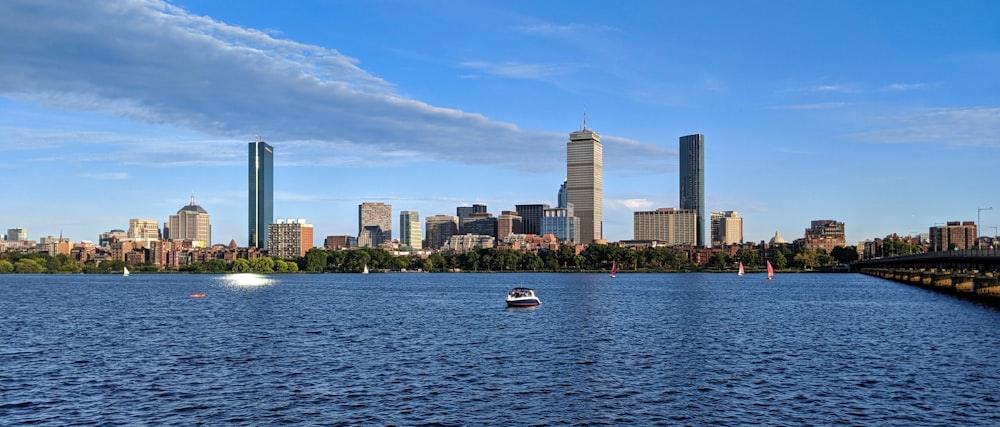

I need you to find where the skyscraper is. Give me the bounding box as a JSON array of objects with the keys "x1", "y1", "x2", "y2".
[
  {"x1": 566, "y1": 125, "x2": 602, "y2": 243},
  {"x1": 267, "y1": 218, "x2": 314, "y2": 258},
  {"x1": 633, "y1": 208, "x2": 697, "y2": 245},
  {"x1": 557, "y1": 179, "x2": 568, "y2": 208},
  {"x1": 515, "y1": 204, "x2": 549, "y2": 235},
  {"x1": 400, "y1": 210, "x2": 422, "y2": 250},
  {"x1": 359, "y1": 202, "x2": 392, "y2": 246},
  {"x1": 710, "y1": 211, "x2": 743, "y2": 246},
  {"x1": 679, "y1": 134, "x2": 705, "y2": 246},
  {"x1": 249, "y1": 140, "x2": 274, "y2": 248},
  {"x1": 166, "y1": 194, "x2": 211, "y2": 247},
  {"x1": 425, "y1": 215, "x2": 459, "y2": 249}
]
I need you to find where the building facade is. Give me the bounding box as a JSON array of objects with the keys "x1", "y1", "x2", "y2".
[
  {"x1": 464, "y1": 212, "x2": 497, "y2": 239},
  {"x1": 359, "y1": 202, "x2": 392, "y2": 246},
  {"x1": 248, "y1": 140, "x2": 274, "y2": 249},
  {"x1": 802, "y1": 219, "x2": 847, "y2": 252},
  {"x1": 6, "y1": 228, "x2": 27, "y2": 241},
  {"x1": 541, "y1": 205, "x2": 579, "y2": 244},
  {"x1": 515, "y1": 204, "x2": 548, "y2": 235},
  {"x1": 456, "y1": 204, "x2": 487, "y2": 234},
  {"x1": 324, "y1": 235, "x2": 356, "y2": 249},
  {"x1": 930, "y1": 221, "x2": 977, "y2": 251},
  {"x1": 679, "y1": 134, "x2": 705, "y2": 247},
  {"x1": 566, "y1": 126, "x2": 602, "y2": 243},
  {"x1": 166, "y1": 195, "x2": 211, "y2": 247},
  {"x1": 128, "y1": 218, "x2": 161, "y2": 240},
  {"x1": 444, "y1": 234, "x2": 495, "y2": 253},
  {"x1": 267, "y1": 218, "x2": 314, "y2": 258},
  {"x1": 400, "y1": 210, "x2": 422, "y2": 250},
  {"x1": 425, "y1": 215, "x2": 459, "y2": 250},
  {"x1": 497, "y1": 211, "x2": 524, "y2": 238},
  {"x1": 710, "y1": 211, "x2": 743, "y2": 246},
  {"x1": 633, "y1": 208, "x2": 697, "y2": 245},
  {"x1": 557, "y1": 180, "x2": 568, "y2": 209}
]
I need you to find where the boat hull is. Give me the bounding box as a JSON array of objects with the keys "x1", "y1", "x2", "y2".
[{"x1": 506, "y1": 298, "x2": 541, "y2": 307}]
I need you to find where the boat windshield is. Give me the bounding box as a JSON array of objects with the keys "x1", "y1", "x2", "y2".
[{"x1": 508, "y1": 288, "x2": 534, "y2": 298}]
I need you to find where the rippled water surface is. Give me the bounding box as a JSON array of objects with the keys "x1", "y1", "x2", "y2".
[{"x1": 3, "y1": 272, "x2": 1000, "y2": 425}]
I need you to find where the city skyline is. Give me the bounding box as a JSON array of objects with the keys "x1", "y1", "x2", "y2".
[{"x1": 1, "y1": 1, "x2": 999, "y2": 246}]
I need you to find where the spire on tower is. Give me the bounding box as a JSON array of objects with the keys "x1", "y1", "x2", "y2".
[
  {"x1": 583, "y1": 111, "x2": 588, "y2": 131},
  {"x1": 190, "y1": 193, "x2": 195, "y2": 205}
]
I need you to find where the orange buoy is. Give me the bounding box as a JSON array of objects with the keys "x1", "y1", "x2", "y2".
[{"x1": 190, "y1": 293, "x2": 206, "y2": 298}]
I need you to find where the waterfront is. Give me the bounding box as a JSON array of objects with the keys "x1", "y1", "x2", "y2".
[{"x1": 2, "y1": 273, "x2": 1000, "y2": 425}]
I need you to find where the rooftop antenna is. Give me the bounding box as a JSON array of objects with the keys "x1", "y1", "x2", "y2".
[
  {"x1": 190, "y1": 193, "x2": 195, "y2": 205},
  {"x1": 583, "y1": 111, "x2": 588, "y2": 131}
]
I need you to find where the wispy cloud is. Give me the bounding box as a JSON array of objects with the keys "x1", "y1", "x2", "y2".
[
  {"x1": 515, "y1": 22, "x2": 620, "y2": 35},
  {"x1": 853, "y1": 107, "x2": 1000, "y2": 146},
  {"x1": 80, "y1": 172, "x2": 129, "y2": 180},
  {"x1": 0, "y1": 0, "x2": 663, "y2": 174},
  {"x1": 458, "y1": 60, "x2": 567, "y2": 80},
  {"x1": 768, "y1": 102, "x2": 849, "y2": 110},
  {"x1": 883, "y1": 82, "x2": 929, "y2": 91}
]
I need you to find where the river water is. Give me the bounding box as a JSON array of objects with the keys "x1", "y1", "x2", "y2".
[{"x1": 2, "y1": 272, "x2": 999, "y2": 425}]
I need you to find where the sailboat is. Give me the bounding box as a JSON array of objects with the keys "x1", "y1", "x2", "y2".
[
  {"x1": 123, "y1": 266, "x2": 130, "y2": 277},
  {"x1": 738, "y1": 261, "x2": 745, "y2": 276},
  {"x1": 362, "y1": 264, "x2": 369, "y2": 274},
  {"x1": 766, "y1": 260, "x2": 774, "y2": 281},
  {"x1": 610, "y1": 261, "x2": 617, "y2": 278}
]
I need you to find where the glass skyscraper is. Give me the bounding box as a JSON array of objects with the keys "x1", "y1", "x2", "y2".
[
  {"x1": 679, "y1": 134, "x2": 705, "y2": 247},
  {"x1": 249, "y1": 140, "x2": 274, "y2": 248}
]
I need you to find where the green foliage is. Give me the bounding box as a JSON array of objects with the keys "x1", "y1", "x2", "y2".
[
  {"x1": 830, "y1": 246, "x2": 859, "y2": 263},
  {"x1": 706, "y1": 252, "x2": 731, "y2": 270},
  {"x1": 14, "y1": 258, "x2": 45, "y2": 273},
  {"x1": 0, "y1": 259, "x2": 13, "y2": 273}
]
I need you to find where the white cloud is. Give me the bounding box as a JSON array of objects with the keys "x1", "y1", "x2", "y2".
[{"x1": 0, "y1": 0, "x2": 665, "y2": 174}]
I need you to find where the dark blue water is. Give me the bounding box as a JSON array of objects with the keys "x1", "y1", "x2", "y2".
[{"x1": 3, "y1": 272, "x2": 1000, "y2": 425}]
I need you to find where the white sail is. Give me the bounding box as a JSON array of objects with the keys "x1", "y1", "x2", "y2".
[{"x1": 123, "y1": 266, "x2": 130, "y2": 277}]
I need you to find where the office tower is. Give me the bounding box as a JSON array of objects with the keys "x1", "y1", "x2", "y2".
[
  {"x1": 541, "y1": 205, "x2": 579, "y2": 244},
  {"x1": 679, "y1": 134, "x2": 705, "y2": 247},
  {"x1": 633, "y1": 208, "x2": 697, "y2": 245},
  {"x1": 359, "y1": 202, "x2": 392, "y2": 246},
  {"x1": 456, "y1": 204, "x2": 487, "y2": 234},
  {"x1": 710, "y1": 211, "x2": 743, "y2": 246},
  {"x1": 400, "y1": 211, "x2": 423, "y2": 250},
  {"x1": 6, "y1": 228, "x2": 27, "y2": 241},
  {"x1": 566, "y1": 124, "x2": 602, "y2": 243},
  {"x1": 464, "y1": 212, "x2": 497, "y2": 239},
  {"x1": 557, "y1": 180, "x2": 568, "y2": 208},
  {"x1": 128, "y1": 218, "x2": 161, "y2": 239},
  {"x1": 267, "y1": 218, "x2": 314, "y2": 258},
  {"x1": 249, "y1": 140, "x2": 274, "y2": 248},
  {"x1": 515, "y1": 204, "x2": 548, "y2": 235},
  {"x1": 426, "y1": 215, "x2": 459, "y2": 249},
  {"x1": 166, "y1": 194, "x2": 212, "y2": 246}
]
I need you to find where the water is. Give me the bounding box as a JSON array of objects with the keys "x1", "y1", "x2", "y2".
[{"x1": 3, "y1": 272, "x2": 1000, "y2": 425}]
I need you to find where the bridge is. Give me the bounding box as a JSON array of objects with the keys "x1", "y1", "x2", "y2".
[{"x1": 854, "y1": 250, "x2": 1000, "y2": 303}]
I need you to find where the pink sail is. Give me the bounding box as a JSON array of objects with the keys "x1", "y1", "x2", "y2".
[
  {"x1": 611, "y1": 261, "x2": 617, "y2": 278},
  {"x1": 738, "y1": 261, "x2": 745, "y2": 276},
  {"x1": 766, "y1": 260, "x2": 774, "y2": 281}
]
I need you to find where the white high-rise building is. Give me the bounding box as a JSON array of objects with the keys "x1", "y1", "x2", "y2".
[
  {"x1": 128, "y1": 218, "x2": 161, "y2": 240},
  {"x1": 711, "y1": 211, "x2": 743, "y2": 246},
  {"x1": 633, "y1": 208, "x2": 696, "y2": 245}
]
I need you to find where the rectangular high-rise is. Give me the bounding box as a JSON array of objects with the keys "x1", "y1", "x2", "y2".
[
  {"x1": 567, "y1": 126, "x2": 602, "y2": 243},
  {"x1": 359, "y1": 202, "x2": 392, "y2": 246},
  {"x1": 400, "y1": 211, "x2": 422, "y2": 250},
  {"x1": 249, "y1": 140, "x2": 274, "y2": 248},
  {"x1": 515, "y1": 204, "x2": 549, "y2": 235},
  {"x1": 679, "y1": 134, "x2": 705, "y2": 247},
  {"x1": 633, "y1": 208, "x2": 697, "y2": 245}
]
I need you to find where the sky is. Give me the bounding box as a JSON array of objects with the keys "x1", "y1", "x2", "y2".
[{"x1": 1, "y1": 0, "x2": 999, "y2": 246}]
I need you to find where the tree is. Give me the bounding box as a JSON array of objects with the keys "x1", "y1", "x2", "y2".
[
  {"x1": 14, "y1": 258, "x2": 45, "y2": 273},
  {"x1": 231, "y1": 258, "x2": 252, "y2": 273},
  {"x1": 706, "y1": 252, "x2": 730, "y2": 270},
  {"x1": 734, "y1": 248, "x2": 761, "y2": 268},
  {"x1": 773, "y1": 251, "x2": 788, "y2": 270},
  {"x1": 0, "y1": 260, "x2": 13, "y2": 273},
  {"x1": 304, "y1": 248, "x2": 328, "y2": 272},
  {"x1": 830, "y1": 246, "x2": 859, "y2": 264}
]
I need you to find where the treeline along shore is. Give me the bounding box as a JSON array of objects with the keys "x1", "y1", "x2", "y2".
[{"x1": 0, "y1": 242, "x2": 861, "y2": 274}]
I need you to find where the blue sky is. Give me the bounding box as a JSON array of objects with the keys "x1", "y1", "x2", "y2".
[{"x1": 1, "y1": 0, "x2": 999, "y2": 246}]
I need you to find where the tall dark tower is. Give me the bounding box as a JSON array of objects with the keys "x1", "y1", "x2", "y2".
[
  {"x1": 679, "y1": 134, "x2": 705, "y2": 247},
  {"x1": 249, "y1": 140, "x2": 274, "y2": 248}
]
